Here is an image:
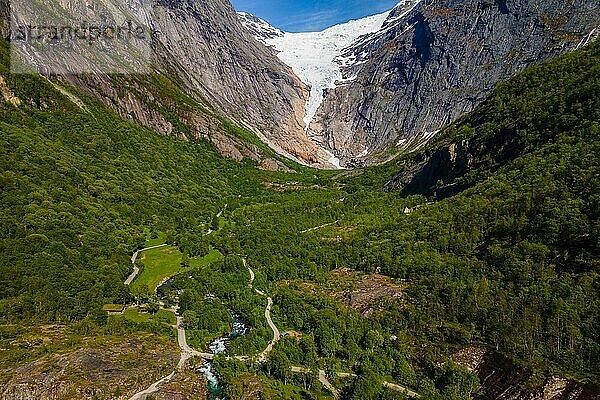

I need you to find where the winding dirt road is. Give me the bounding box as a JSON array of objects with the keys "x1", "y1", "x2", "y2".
[
  {"x1": 128, "y1": 257, "x2": 284, "y2": 399},
  {"x1": 290, "y1": 367, "x2": 340, "y2": 398},
  {"x1": 127, "y1": 247, "x2": 419, "y2": 399},
  {"x1": 243, "y1": 258, "x2": 280, "y2": 361},
  {"x1": 128, "y1": 371, "x2": 176, "y2": 400},
  {"x1": 257, "y1": 297, "x2": 280, "y2": 362},
  {"x1": 127, "y1": 229, "x2": 282, "y2": 399},
  {"x1": 176, "y1": 314, "x2": 214, "y2": 364},
  {"x1": 290, "y1": 366, "x2": 421, "y2": 398},
  {"x1": 128, "y1": 310, "x2": 212, "y2": 400}
]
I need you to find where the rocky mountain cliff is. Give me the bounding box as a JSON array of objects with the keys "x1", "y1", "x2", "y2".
[
  {"x1": 315, "y1": 0, "x2": 600, "y2": 166},
  {"x1": 3, "y1": 0, "x2": 599, "y2": 169},
  {"x1": 150, "y1": 0, "x2": 334, "y2": 166},
  {"x1": 242, "y1": 0, "x2": 600, "y2": 167},
  {"x1": 1, "y1": 0, "x2": 337, "y2": 168},
  {"x1": 384, "y1": 37, "x2": 600, "y2": 201}
]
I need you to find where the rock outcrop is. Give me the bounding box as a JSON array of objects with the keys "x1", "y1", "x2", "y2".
[
  {"x1": 5, "y1": 0, "x2": 599, "y2": 168},
  {"x1": 0, "y1": 334, "x2": 183, "y2": 400},
  {"x1": 383, "y1": 37, "x2": 600, "y2": 199},
  {"x1": 453, "y1": 347, "x2": 600, "y2": 400},
  {"x1": 0, "y1": 0, "x2": 7, "y2": 39},
  {"x1": 382, "y1": 129, "x2": 522, "y2": 198},
  {"x1": 259, "y1": 158, "x2": 296, "y2": 173},
  {"x1": 1, "y1": 0, "x2": 334, "y2": 167}
]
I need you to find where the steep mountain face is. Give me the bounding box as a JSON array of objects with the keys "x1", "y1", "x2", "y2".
[
  {"x1": 1, "y1": 0, "x2": 337, "y2": 167},
  {"x1": 237, "y1": 12, "x2": 284, "y2": 42},
  {"x1": 384, "y1": 38, "x2": 600, "y2": 202},
  {"x1": 242, "y1": 0, "x2": 600, "y2": 167},
  {"x1": 315, "y1": 0, "x2": 600, "y2": 166},
  {"x1": 0, "y1": 2, "x2": 6, "y2": 40},
  {"x1": 4, "y1": 0, "x2": 598, "y2": 169},
  {"x1": 150, "y1": 0, "x2": 332, "y2": 166},
  {"x1": 239, "y1": 8, "x2": 396, "y2": 168}
]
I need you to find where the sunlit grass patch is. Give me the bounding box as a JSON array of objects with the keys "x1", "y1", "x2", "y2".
[
  {"x1": 131, "y1": 246, "x2": 182, "y2": 294},
  {"x1": 123, "y1": 307, "x2": 176, "y2": 325},
  {"x1": 188, "y1": 248, "x2": 223, "y2": 269}
]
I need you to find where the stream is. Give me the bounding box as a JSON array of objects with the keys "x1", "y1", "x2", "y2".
[
  {"x1": 200, "y1": 311, "x2": 249, "y2": 400},
  {"x1": 157, "y1": 277, "x2": 249, "y2": 399}
]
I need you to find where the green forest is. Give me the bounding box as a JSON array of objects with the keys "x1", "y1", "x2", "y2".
[{"x1": 1, "y1": 36, "x2": 599, "y2": 399}]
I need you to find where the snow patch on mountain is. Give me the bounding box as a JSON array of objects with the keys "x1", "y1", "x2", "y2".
[
  {"x1": 237, "y1": 1, "x2": 424, "y2": 168},
  {"x1": 323, "y1": 149, "x2": 344, "y2": 169}
]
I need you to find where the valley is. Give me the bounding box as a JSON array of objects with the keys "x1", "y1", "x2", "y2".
[{"x1": 0, "y1": 0, "x2": 599, "y2": 399}]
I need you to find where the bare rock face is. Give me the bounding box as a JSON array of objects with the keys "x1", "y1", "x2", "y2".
[
  {"x1": 237, "y1": 12, "x2": 284, "y2": 42},
  {"x1": 151, "y1": 0, "x2": 329, "y2": 167},
  {"x1": 259, "y1": 158, "x2": 296, "y2": 173},
  {"x1": 4, "y1": 0, "x2": 599, "y2": 169},
  {"x1": 309, "y1": 0, "x2": 600, "y2": 167},
  {"x1": 0, "y1": 337, "x2": 182, "y2": 400},
  {"x1": 0, "y1": 74, "x2": 21, "y2": 106},
  {"x1": 0, "y1": 0, "x2": 7, "y2": 39},
  {"x1": 145, "y1": 370, "x2": 209, "y2": 400},
  {"x1": 382, "y1": 130, "x2": 522, "y2": 198}
]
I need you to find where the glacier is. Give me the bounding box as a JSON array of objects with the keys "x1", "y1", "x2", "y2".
[
  {"x1": 265, "y1": 11, "x2": 391, "y2": 132},
  {"x1": 239, "y1": 0, "x2": 424, "y2": 133}
]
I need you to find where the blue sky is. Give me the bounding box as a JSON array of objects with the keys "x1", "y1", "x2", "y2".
[{"x1": 231, "y1": 0, "x2": 400, "y2": 32}]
